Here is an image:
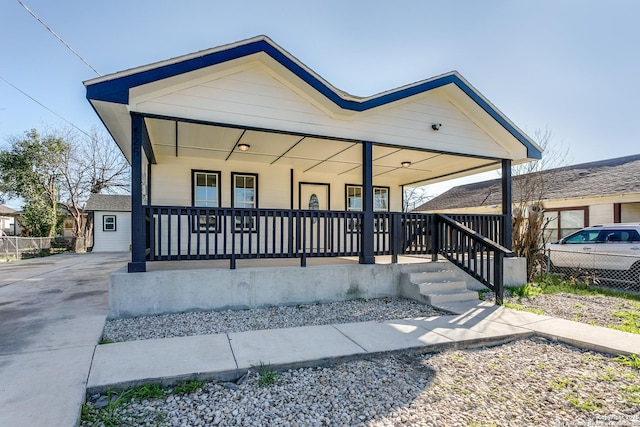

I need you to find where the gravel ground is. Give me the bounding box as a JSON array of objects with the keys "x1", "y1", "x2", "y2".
[
  {"x1": 484, "y1": 291, "x2": 640, "y2": 331},
  {"x1": 102, "y1": 298, "x2": 445, "y2": 342},
  {"x1": 83, "y1": 338, "x2": 640, "y2": 426},
  {"x1": 94, "y1": 295, "x2": 640, "y2": 426}
]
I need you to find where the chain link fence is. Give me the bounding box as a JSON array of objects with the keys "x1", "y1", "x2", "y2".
[
  {"x1": 537, "y1": 247, "x2": 640, "y2": 292},
  {"x1": 1, "y1": 236, "x2": 56, "y2": 261}
]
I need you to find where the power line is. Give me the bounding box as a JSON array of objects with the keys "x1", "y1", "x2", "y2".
[
  {"x1": 16, "y1": 0, "x2": 101, "y2": 76},
  {"x1": 0, "y1": 75, "x2": 92, "y2": 139}
]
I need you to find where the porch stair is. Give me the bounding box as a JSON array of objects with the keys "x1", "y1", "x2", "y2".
[{"x1": 400, "y1": 262, "x2": 479, "y2": 308}]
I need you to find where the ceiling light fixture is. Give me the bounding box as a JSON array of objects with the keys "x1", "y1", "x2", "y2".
[
  {"x1": 431, "y1": 123, "x2": 442, "y2": 131},
  {"x1": 401, "y1": 161, "x2": 411, "y2": 168},
  {"x1": 237, "y1": 143, "x2": 250, "y2": 151}
]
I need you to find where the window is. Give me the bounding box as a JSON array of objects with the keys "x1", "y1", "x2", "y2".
[
  {"x1": 346, "y1": 185, "x2": 389, "y2": 212},
  {"x1": 563, "y1": 229, "x2": 599, "y2": 244},
  {"x1": 346, "y1": 185, "x2": 362, "y2": 212},
  {"x1": 345, "y1": 185, "x2": 389, "y2": 232},
  {"x1": 103, "y1": 215, "x2": 116, "y2": 232},
  {"x1": 193, "y1": 171, "x2": 220, "y2": 207},
  {"x1": 192, "y1": 170, "x2": 220, "y2": 231},
  {"x1": 373, "y1": 187, "x2": 389, "y2": 212},
  {"x1": 544, "y1": 207, "x2": 588, "y2": 242},
  {"x1": 232, "y1": 173, "x2": 258, "y2": 230}
]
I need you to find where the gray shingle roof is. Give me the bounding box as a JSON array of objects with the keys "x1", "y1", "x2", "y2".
[
  {"x1": 0, "y1": 204, "x2": 17, "y2": 215},
  {"x1": 85, "y1": 194, "x2": 131, "y2": 212},
  {"x1": 416, "y1": 153, "x2": 640, "y2": 211}
]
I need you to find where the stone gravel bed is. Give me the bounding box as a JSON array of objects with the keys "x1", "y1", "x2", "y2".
[
  {"x1": 484, "y1": 291, "x2": 640, "y2": 331},
  {"x1": 102, "y1": 298, "x2": 445, "y2": 342},
  {"x1": 83, "y1": 338, "x2": 640, "y2": 426}
]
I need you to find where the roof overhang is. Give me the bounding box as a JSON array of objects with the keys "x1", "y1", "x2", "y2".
[{"x1": 85, "y1": 35, "x2": 542, "y2": 186}]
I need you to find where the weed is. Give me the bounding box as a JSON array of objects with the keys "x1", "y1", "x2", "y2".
[
  {"x1": 477, "y1": 289, "x2": 492, "y2": 299},
  {"x1": 532, "y1": 275, "x2": 640, "y2": 303},
  {"x1": 596, "y1": 369, "x2": 618, "y2": 382},
  {"x1": 254, "y1": 362, "x2": 280, "y2": 387},
  {"x1": 123, "y1": 383, "x2": 164, "y2": 400},
  {"x1": 99, "y1": 338, "x2": 114, "y2": 345},
  {"x1": 620, "y1": 384, "x2": 640, "y2": 405},
  {"x1": 611, "y1": 310, "x2": 640, "y2": 334},
  {"x1": 173, "y1": 380, "x2": 205, "y2": 394},
  {"x1": 503, "y1": 301, "x2": 544, "y2": 315},
  {"x1": 615, "y1": 354, "x2": 640, "y2": 370},
  {"x1": 81, "y1": 384, "x2": 165, "y2": 426},
  {"x1": 507, "y1": 283, "x2": 543, "y2": 300},
  {"x1": 551, "y1": 376, "x2": 574, "y2": 390},
  {"x1": 564, "y1": 393, "x2": 601, "y2": 411},
  {"x1": 536, "y1": 361, "x2": 552, "y2": 370}
]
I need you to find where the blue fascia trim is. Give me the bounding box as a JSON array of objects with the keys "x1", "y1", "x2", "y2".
[{"x1": 86, "y1": 39, "x2": 541, "y2": 159}]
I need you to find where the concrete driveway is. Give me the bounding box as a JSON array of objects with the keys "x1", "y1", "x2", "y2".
[{"x1": 0, "y1": 252, "x2": 129, "y2": 427}]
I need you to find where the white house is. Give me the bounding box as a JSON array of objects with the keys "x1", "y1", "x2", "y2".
[
  {"x1": 0, "y1": 205, "x2": 17, "y2": 236},
  {"x1": 84, "y1": 35, "x2": 541, "y2": 317},
  {"x1": 85, "y1": 194, "x2": 131, "y2": 252}
]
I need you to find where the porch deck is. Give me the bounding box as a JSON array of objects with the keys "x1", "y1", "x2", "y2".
[{"x1": 145, "y1": 254, "x2": 433, "y2": 272}]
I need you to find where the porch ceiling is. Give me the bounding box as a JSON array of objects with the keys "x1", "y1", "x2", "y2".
[{"x1": 145, "y1": 117, "x2": 499, "y2": 186}]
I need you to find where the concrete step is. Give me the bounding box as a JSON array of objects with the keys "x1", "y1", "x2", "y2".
[
  {"x1": 427, "y1": 289, "x2": 479, "y2": 305},
  {"x1": 409, "y1": 270, "x2": 457, "y2": 283},
  {"x1": 399, "y1": 261, "x2": 451, "y2": 274},
  {"x1": 418, "y1": 279, "x2": 468, "y2": 294}
]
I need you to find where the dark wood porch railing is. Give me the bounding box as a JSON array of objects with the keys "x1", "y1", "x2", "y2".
[
  {"x1": 143, "y1": 206, "x2": 510, "y2": 302},
  {"x1": 434, "y1": 213, "x2": 513, "y2": 304}
]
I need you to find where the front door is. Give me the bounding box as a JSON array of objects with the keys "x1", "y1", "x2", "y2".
[{"x1": 299, "y1": 183, "x2": 330, "y2": 252}]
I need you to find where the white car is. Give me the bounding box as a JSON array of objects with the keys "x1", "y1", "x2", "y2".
[{"x1": 546, "y1": 224, "x2": 640, "y2": 284}]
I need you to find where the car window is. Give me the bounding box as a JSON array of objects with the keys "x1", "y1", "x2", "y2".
[
  {"x1": 596, "y1": 229, "x2": 640, "y2": 243},
  {"x1": 564, "y1": 230, "x2": 600, "y2": 244}
]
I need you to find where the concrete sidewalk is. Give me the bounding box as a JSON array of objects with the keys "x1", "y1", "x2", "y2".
[{"x1": 87, "y1": 301, "x2": 640, "y2": 394}]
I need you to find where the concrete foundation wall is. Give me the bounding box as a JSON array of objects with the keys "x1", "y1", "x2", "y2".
[
  {"x1": 108, "y1": 257, "x2": 528, "y2": 319},
  {"x1": 109, "y1": 263, "x2": 404, "y2": 319}
]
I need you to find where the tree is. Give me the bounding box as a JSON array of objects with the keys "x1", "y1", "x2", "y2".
[
  {"x1": 0, "y1": 129, "x2": 66, "y2": 236},
  {"x1": 0, "y1": 127, "x2": 130, "y2": 241},
  {"x1": 55, "y1": 127, "x2": 130, "y2": 242},
  {"x1": 403, "y1": 186, "x2": 432, "y2": 212},
  {"x1": 509, "y1": 128, "x2": 570, "y2": 280}
]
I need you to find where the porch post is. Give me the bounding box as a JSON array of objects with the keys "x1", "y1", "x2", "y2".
[
  {"x1": 501, "y1": 159, "x2": 513, "y2": 250},
  {"x1": 360, "y1": 141, "x2": 375, "y2": 264},
  {"x1": 128, "y1": 113, "x2": 147, "y2": 273}
]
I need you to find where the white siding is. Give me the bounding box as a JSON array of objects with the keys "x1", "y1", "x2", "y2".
[
  {"x1": 588, "y1": 204, "x2": 614, "y2": 225},
  {"x1": 133, "y1": 64, "x2": 511, "y2": 159},
  {"x1": 150, "y1": 154, "x2": 403, "y2": 212},
  {"x1": 92, "y1": 211, "x2": 131, "y2": 252},
  {"x1": 621, "y1": 202, "x2": 640, "y2": 222}
]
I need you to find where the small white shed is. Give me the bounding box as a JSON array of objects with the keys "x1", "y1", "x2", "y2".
[{"x1": 85, "y1": 194, "x2": 131, "y2": 252}]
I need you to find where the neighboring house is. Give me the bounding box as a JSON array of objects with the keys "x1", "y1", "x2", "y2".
[
  {"x1": 0, "y1": 205, "x2": 17, "y2": 236},
  {"x1": 85, "y1": 194, "x2": 132, "y2": 252},
  {"x1": 416, "y1": 154, "x2": 640, "y2": 241},
  {"x1": 84, "y1": 35, "x2": 541, "y2": 316}
]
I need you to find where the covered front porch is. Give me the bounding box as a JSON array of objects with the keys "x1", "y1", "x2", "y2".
[{"x1": 85, "y1": 36, "x2": 541, "y2": 315}]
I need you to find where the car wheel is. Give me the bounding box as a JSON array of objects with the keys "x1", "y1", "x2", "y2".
[{"x1": 541, "y1": 255, "x2": 555, "y2": 274}]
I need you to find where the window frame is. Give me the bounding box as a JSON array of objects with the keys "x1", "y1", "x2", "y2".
[
  {"x1": 544, "y1": 206, "x2": 589, "y2": 242},
  {"x1": 231, "y1": 172, "x2": 258, "y2": 231},
  {"x1": 191, "y1": 169, "x2": 221, "y2": 232},
  {"x1": 345, "y1": 184, "x2": 390, "y2": 233},
  {"x1": 102, "y1": 215, "x2": 116, "y2": 232}
]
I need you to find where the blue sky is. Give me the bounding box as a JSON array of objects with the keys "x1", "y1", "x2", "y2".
[{"x1": 1, "y1": 1, "x2": 639, "y2": 207}]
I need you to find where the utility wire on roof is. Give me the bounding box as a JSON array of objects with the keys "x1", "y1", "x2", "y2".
[
  {"x1": 0, "y1": 75, "x2": 92, "y2": 139},
  {"x1": 16, "y1": 0, "x2": 101, "y2": 76}
]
